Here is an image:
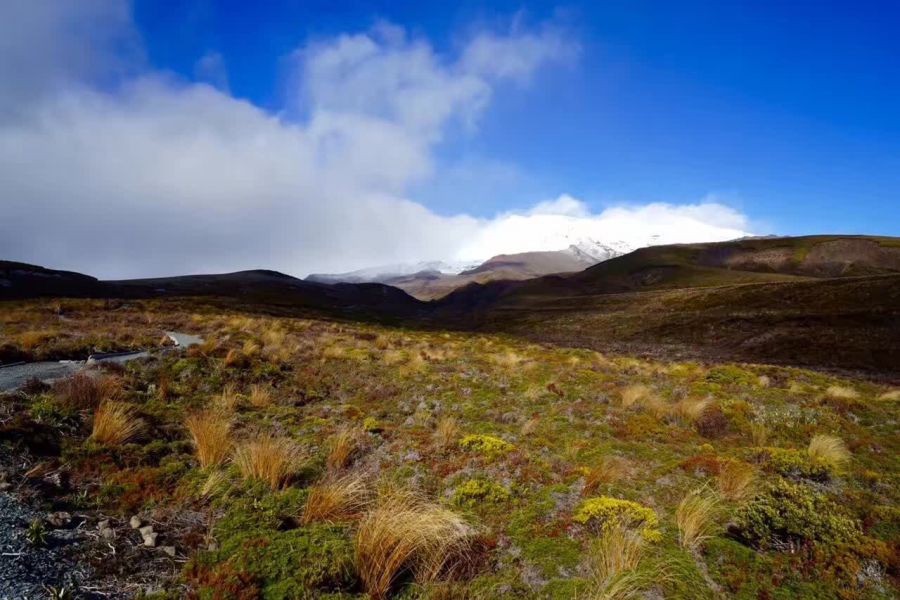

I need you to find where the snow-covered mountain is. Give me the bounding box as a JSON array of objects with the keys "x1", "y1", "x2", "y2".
[{"x1": 306, "y1": 259, "x2": 481, "y2": 284}]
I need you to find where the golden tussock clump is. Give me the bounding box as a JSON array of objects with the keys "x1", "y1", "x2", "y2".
[
  {"x1": 435, "y1": 416, "x2": 460, "y2": 449},
  {"x1": 675, "y1": 488, "x2": 719, "y2": 552},
  {"x1": 249, "y1": 383, "x2": 273, "y2": 408},
  {"x1": 589, "y1": 523, "x2": 661, "y2": 600},
  {"x1": 716, "y1": 461, "x2": 756, "y2": 502},
  {"x1": 233, "y1": 434, "x2": 306, "y2": 491},
  {"x1": 757, "y1": 375, "x2": 771, "y2": 388},
  {"x1": 91, "y1": 401, "x2": 145, "y2": 447},
  {"x1": 216, "y1": 383, "x2": 240, "y2": 412},
  {"x1": 54, "y1": 372, "x2": 121, "y2": 409},
  {"x1": 826, "y1": 385, "x2": 859, "y2": 400},
  {"x1": 302, "y1": 472, "x2": 371, "y2": 525},
  {"x1": 748, "y1": 422, "x2": 769, "y2": 446},
  {"x1": 808, "y1": 434, "x2": 852, "y2": 471},
  {"x1": 354, "y1": 490, "x2": 475, "y2": 598},
  {"x1": 672, "y1": 398, "x2": 711, "y2": 423},
  {"x1": 583, "y1": 456, "x2": 632, "y2": 496},
  {"x1": 619, "y1": 385, "x2": 650, "y2": 408},
  {"x1": 520, "y1": 416, "x2": 539, "y2": 436},
  {"x1": 185, "y1": 410, "x2": 232, "y2": 468},
  {"x1": 326, "y1": 427, "x2": 360, "y2": 471},
  {"x1": 878, "y1": 390, "x2": 900, "y2": 401}
]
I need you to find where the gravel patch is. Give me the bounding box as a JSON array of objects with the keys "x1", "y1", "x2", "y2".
[{"x1": 0, "y1": 493, "x2": 96, "y2": 598}]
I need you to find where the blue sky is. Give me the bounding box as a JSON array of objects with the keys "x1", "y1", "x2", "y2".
[
  {"x1": 1, "y1": 1, "x2": 898, "y2": 278},
  {"x1": 133, "y1": 0, "x2": 900, "y2": 236}
]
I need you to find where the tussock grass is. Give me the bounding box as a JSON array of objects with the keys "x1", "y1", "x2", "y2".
[
  {"x1": 583, "y1": 456, "x2": 631, "y2": 496},
  {"x1": 672, "y1": 398, "x2": 711, "y2": 423},
  {"x1": 91, "y1": 402, "x2": 144, "y2": 447},
  {"x1": 520, "y1": 416, "x2": 539, "y2": 436},
  {"x1": 355, "y1": 490, "x2": 475, "y2": 598},
  {"x1": 302, "y1": 472, "x2": 371, "y2": 525},
  {"x1": 808, "y1": 434, "x2": 851, "y2": 471},
  {"x1": 185, "y1": 410, "x2": 232, "y2": 468},
  {"x1": 216, "y1": 383, "x2": 239, "y2": 411},
  {"x1": 757, "y1": 375, "x2": 771, "y2": 387},
  {"x1": 249, "y1": 383, "x2": 273, "y2": 407},
  {"x1": 242, "y1": 339, "x2": 261, "y2": 357},
  {"x1": 200, "y1": 469, "x2": 231, "y2": 499},
  {"x1": 223, "y1": 348, "x2": 244, "y2": 366},
  {"x1": 676, "y1": 488, "x2": 719, "y2": 552},
  {"x1": 589, "y1": 524, "x2": 648, "y2": 600},
  {"x1": 435, "y1": 416, "x2": 460, "y2": 449},
  {"x1": 326, "y1": 427, "x2": 359, "y2": 471},
  {"x1": 879, "y1": 390, "x2": 900, "y2": 401},
  {"x1": 639, "y1": 394, "x2": 671, "y2": 419},
  {"x1": 234, "y1": 434, "x2": 305, "y2": 490},
  {"x1": 826, "y1": 386, "x2": 859, "y2": 399},
  {"x1": 748, "y1": 422, "x2": 769, "y2": 446},
  {"x1": 716, "y1": 461, "x2": 756, "y2": 502},
  {"x1": 619, "y1": 384, "x2": 650, "y2": 408},
  {"x1": 54, "y1": 372, "x2": 121, "y2": 409}
]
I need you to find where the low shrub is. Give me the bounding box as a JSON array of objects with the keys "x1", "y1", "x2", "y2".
[
  {"x1": 573, "y1": 497, "x2": 661, "y2": 542},
  {"x1": 734, "y1": 478, "x2": 860, "y2": 550},
  {"x1": 764, "y1": 447, "x2": 833, "y2": 481},
  {"x1": 453, "y1": 479, "x2": 510, "y2": 508},
  {"x1": 459, "y1": 434, "x2": 512, "y2": 457}
]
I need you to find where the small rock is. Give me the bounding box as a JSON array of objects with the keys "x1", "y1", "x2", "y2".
[
  {"x1": 130, "y1": 515, "x2": 143, "y2": 529},
  {"x1": 161, "y1": 545, "x2": 176, "y2": 556},
  {"x1": 47, "y1": 511, "x2": 72, "y2": 528},
  {"x1": 143, "y1": 532, "x2": 158, "y2": 547},
  {"x1": 98, "y1": 519, "x2": 110, "y2": 531},
  {"x1": 139, "y1": 525, "x2": 154, "y2": 537},
  {"x1": 101, "y1": 527, "x2": 116, "y2": 540}
]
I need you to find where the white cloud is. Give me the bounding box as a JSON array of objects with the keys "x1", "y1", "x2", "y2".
[{"x1": 0, "y1": 3, "x2": 750, "y2": 280}]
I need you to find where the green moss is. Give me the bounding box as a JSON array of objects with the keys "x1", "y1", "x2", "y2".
[
  {"x1": 193, "y1": 488, "x2": 357, "y2": 597},
  {"x1": 734, "y1": 479, "x2": 860, "y2": 550},
  {"x1": 573, "y1": 497, "x2": 661, "y2": 541}
]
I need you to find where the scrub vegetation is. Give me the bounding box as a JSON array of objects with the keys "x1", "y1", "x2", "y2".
[{"x1": 1, "y1": 297, "x2": 900, "y2": 598}]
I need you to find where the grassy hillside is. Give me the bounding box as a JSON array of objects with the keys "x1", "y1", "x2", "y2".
[{"x1": 2, "y1": 298, "x2": 900, "y2": 598}]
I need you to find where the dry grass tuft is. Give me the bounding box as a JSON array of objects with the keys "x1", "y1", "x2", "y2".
[
  {"x1": 520, "y1": 416, "x2": 539, "y2": 436},
  {"x1": 435, "y1": 416, "x2": 460, "y2": 450},
  {"x1": 200, "y1": 469, "x2": 231, "y2": 499},
  {"x1": 355, "y1": 490, "x2": 475, "y2": 598},
  {"x1": 757, "y1": 375, "x2": 771, "y2": 387},
  {"x1": 185, "y1": 410, "x2": 232, "y2": 468},
  {"x1": 676, "y1": 488, "x2": 719, "y2": 552},
  {"x1": 91, "y1": 402, "x2": 144, "y2": 446},
  {"x1": 326, "y1": 427, "x2": 359, "y2": 471},
  {"x1": 216, "y1": 383, "x2": 240, "y2": 411},
  {"x1": 826, "y1": 385, "x2": 859, "y2": 400},
  {"x1": 223, "y1": 348, "x2": 244, "y2": 366},
  {"x1": 583, "y1": 456, "x2": 632, "y2": 496},
  {"x1": 808, "y1": 434, "x2": 852, "y2": 471},
  {"x1": 716, "y1": 461, "x2": 756, "y2": 502},
  {"x1": 639, "y1": 395, "x2": 671, "y2": 419},
  {"x1": 233, "y1": 434, "x2": 305, "y2": 490},
  {"x1": 249, "y1": 383, "x2": 273, "y2": 408},
  {"x1": 879, "y1": 390, "x2": 900, "y2": 401},
  {"x1": 589, "y1": 523, "x2": 649, "y2": 600},
  {"x1": 302, "y1": 472, "x2": 371, "y2": 525},
  {"x1": 157, "y1": 372, "x2": 169, "y2": 401},
  {"x1": 748, "y1": 422, "x2": 769, "y2": 446},
  {"x1": 672, "y1": 398, "x2": 711, "y2": 423},
  {"x1": 619, "y1": 384, "x2": 650, "y2": 408},
  {"x1": 54, "y1": 372, "x2": 120, "y2": 409}
]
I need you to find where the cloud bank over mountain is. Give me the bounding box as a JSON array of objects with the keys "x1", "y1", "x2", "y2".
[{"x1": 0, "y1": 1, "x2": 750, "y2": 279}]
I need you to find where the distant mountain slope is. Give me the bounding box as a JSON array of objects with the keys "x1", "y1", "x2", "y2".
[
  {"x1": 0, "y1": 261, "x2": 98, "y2": 298},
  {"x1": 307, "y1": 246, "x2": 611, "y2": 300},
  {"x1": 436, "y1": 235, "x2": 900, "y2": 309},
  {"x1": 1, "y1": 264, "x2": 425, "y2": 319}
]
